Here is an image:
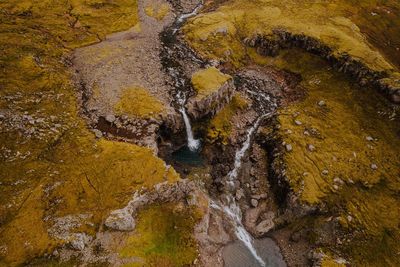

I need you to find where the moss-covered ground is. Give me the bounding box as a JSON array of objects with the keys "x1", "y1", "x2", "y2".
[
  {"x1": 114, "y1": 87, "x2": 165, "y2": 118},
  {"x1": 183, "y1": 0, "x2": 399, "y2": 77},
  {"x1": 119, "y1": 203, "x2": 201, "y2": 267},
  {"x1": 183, "y1": 0, "x2": 400, "y2": 265},
  {"x1": 144, "y1": 3, "x2": 170, "y2": 21},
  {"x1": 269, "y1": 49, "x2": 400, "y2": 265},
  {"x1": 191, "y1": 67, "x2": 232, "y2": 99},
  {"x1": 205, "y1": 94, "x2": 248, "y2": 145},
  {"x1": 0, "y1": 1, "x2": 190, "y2": 266}
]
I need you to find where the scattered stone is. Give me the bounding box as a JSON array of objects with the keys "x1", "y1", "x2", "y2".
[
  {"x1": 251, "y1": 193, "x2": 267, "y2": 200},
  {"x1": 104, "y1": 208, "x2": 135, "y2": 231},
  {"x1": 333, "y1": 177, "x2": 344, "y2": 185},
  {"x1": 371, "y1": 164, "x2": 378, "y2": 170},
  {"x1": 251, "y1": 199, "x2": 259, "y2": 207},
  {"x1": 93, "y1": 129, "x2": 103, "y2": 138},
  {"x1": 255, "y1": 212, "x2": 275, "y2": 235},
  {"x1": 318, "y1": 100, "x2": 326, "y2": 106},
  {"x1": 70, "y1": 233, "x2": 93, "y2": 251},
  {"x1": 285, "y1": 144, "x2": 293, "y2": 152},
  {"x1": 294, "y1": 120, "x2": 302, "y2": 125},
  {"x1": 105, "y1": 114, "x2": 116, "y2": 123},
  {"x1": 235, "y1": 189, "x2": 245, "y2": 200},
  {"x1": 322, "y1": 170, "x2": 329, "y2": 175},
  {"x1": 307, "y1": 144, "x2": 316, "y2": 152}
]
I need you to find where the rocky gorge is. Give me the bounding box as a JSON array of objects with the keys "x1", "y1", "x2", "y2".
[{"x1": 0, "y1": 0, "x2": 399, "y2": 266}]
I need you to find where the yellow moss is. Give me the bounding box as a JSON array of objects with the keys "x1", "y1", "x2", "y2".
[
  {"x1": 70, "y1": 0, "x2": 139, "y2": 43},
  {"x1": 183, "y1": 0, "x2": 399, "y2": 72},
  {"x1": 270, "y1": 49, "x2": 400, "y2": 265},
  {"x1": 0, "y1": 1, "x2": 177, "y2": 265},
  {"x1": 191, "y1": 67, "x2": 232, "y2": 99},
  {"x1": 270, "y1": 49, "x2": 400, "y2": 205},
  {"x1": 119, "y1": 203, "x2": 200, "y2": 267},
  {"x1": 114, "y1": 87, "x2": 165, "y2": 118},
  {"x1": 321, "y1": 256, "x2": 346, "y2": 267},
  {"x1": 206, "y1": 94, "x2": 248, "y2": 145},
  {"x1": 144, "y1": 3, "x2": 170, "y2": 20},
  {"x1": 183, "y1": 1, "x2": 400, "y2": 264}
]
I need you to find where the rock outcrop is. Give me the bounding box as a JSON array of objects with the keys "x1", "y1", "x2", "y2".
[
  {"x1": 244, "y1": 31, "x2": 400, "y2": 104},
  {"x1": 105, "y1": 179, "x2": 195, "y2": 231},
  {"x1": 187, "y1": 67, "x2": 235, "y2": 120}
]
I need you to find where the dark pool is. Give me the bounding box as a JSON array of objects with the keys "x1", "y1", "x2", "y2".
[{"x1": 171, "y1": 145, "x2": 204, "y2": 166}]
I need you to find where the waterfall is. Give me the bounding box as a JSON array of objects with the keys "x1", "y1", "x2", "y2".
[
  {"x1": 180, "y1": 107, "x2": 200, "y2": 151},
  {"x1": 212, "y1": 113, "x2": 273, "y2": 267}
]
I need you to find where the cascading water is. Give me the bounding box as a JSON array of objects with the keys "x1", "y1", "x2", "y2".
[
  {"x1": 180, "y1": 107, "x2": 201, "y2": 151},
  {"x1": 212, "y1": 114, "x2": 273, "y2": 267},
  {"x1": 160, "y1": 2, "x2": 280, "y2": 265},
  {"x1": 176, "y1": 91, "x2": 201, "y2": 151}
]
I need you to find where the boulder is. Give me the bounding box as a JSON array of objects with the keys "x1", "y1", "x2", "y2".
[{"x1": 104, "y1": 208, "x2": 135, "y2": 231}]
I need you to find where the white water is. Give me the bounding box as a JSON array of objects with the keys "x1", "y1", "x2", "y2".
[
  {"x1": 176, "y1": 2, "x2": 203, "y2": 23},
  {"x1": 212, "y1": 114, "x2": 273, "y2": 267},
  {"x1": 172, "y1": 1, "x2": 204, "y2": 34},
  {"x1": 180, "y1": 107, "x2": 201, "y2": 151}
]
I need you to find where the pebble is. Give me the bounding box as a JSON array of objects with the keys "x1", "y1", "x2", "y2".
[
  {"x1": 285, "y1": 144, "x2": 293, "y2": 152},
  {"x1": 322, "y1": 170, "x2": 329, "y2": 175},
  {"x1": 318, "y1": 100, "x2": 326, "y2": 106},
  {"x1": 251, "y1": 199, "x2": 259, "y2": 207},
  {"x1": 105, "y1": 114, "x2": 116, "y2": 123},
  {"x1": 333, "y1": 185, "x2": 339, "y2": 190},
  {"x1": 93, "y1": 129, "x2": 103, "y2": 138},
  {"x1": 371, "y1": 164, "x2": 378, "y2": 170},
  {"x1": 333, "y1": 177, "x2": 344, "y2": 185},
  {"x1": 294, "y1": 120, "x2": 302, "y2": 125},
  {"x1": 307, "y1": 144, "x2": 315, "y2": 152},
  {"x1": 366, "y1": 136, "x2": 374, "y2": 141}
]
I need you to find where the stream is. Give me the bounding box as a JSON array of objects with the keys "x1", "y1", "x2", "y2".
[{"x1": 160, "y1": 1, "x2": 285, "y2": 266}]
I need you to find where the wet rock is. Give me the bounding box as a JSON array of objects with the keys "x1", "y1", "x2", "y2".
[
  {"x1": 104, "y1": 208, "x2": 135, "y2": 231},
  {"x1": 251, "y1": 199, "x2": 259, "y2": 207},
  {"x1": 235, "y1": 188, "x2": 245, "y2": 200},
  {"x1": 255, "y1": 212, "x2": 275, "y2": 235}
]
